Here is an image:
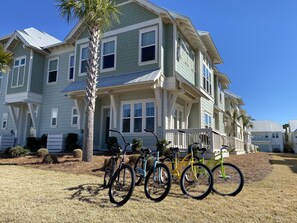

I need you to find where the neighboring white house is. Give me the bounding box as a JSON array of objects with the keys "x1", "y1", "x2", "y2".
[
  {"x1": 250, "y1": 120, "x2": 284, "y2": 153},
  {"x1": 288, "y1": 120, "x2": 297, "y2": 153}
]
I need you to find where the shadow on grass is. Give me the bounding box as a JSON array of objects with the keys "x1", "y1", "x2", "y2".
[{"x1": 270, "y1": 154, "x2": 297, "y2": 174}]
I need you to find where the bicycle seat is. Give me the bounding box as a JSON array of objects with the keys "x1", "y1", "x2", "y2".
[
  {"x1": 197, "y1": 147, "x2": 207, "y2": 152},
  {"x1": 141, "y1": 147, "x2": 151, "y2": 155},
  {"x1": 169, "y1": 147, "x2": 179, "y2": 153}
]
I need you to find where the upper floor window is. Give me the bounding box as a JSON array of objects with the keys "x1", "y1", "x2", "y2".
[
  {"x1": 101, "y1": 37, "x2": 116, "y2": 71},
  {"x1": 219, "y1": 82, "x2": 223, "y2": 103},
  {"x1": 68, "y1": 54, "x2": 75, "y2": 81},
  {"x1": 50, "y1": 108, "x2": 58, "y2": 128},
  {"x1": 177, "y1": 35, "x2": 195, "y2": 71},
  {"x1": 139, "y1": 27, "x2": 157, "y2": 65},
  {"x1": 48, "y1": 58, "x2": 58, "y2": 83},
  {"x1": 272, "y1": 133, "x2": 279, "y2": 138},
  {"x1": 121, "y1": 100, "x2": 155, "y2": 133},
  {"x1": 204, "y1": 112, "x2": 212, "y2": 128},
  {"x1": 79, "y1": 44, "x2": 88, "y2": 75},
  {"x1": 11, "y1": 56, "x2": 26, "y2": 87},
  {"x1": 202, "y1": 52, "x2": 212, "y2": 95},
  {"x1": 1, "y1": 113, "x2": 8, "y2": 130}
]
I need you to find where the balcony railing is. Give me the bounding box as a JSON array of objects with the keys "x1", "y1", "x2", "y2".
[{"x1": 164, "y1": 128, "x2": 226, "y2": 155}]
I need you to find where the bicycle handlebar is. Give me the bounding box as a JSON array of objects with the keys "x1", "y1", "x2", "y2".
[{"x1": 109, "y1": 129, "x2": 129, "y2": 145}]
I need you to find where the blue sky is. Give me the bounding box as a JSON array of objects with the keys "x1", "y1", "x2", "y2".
[{"x1": 1, "y1": 0, "x2": 296, "y2": 125}]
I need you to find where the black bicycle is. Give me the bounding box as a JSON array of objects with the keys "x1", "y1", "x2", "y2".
[
  {"x1": 134, "y1": 129, "x2": 172, "y2": 202},
  {"x1": 107, "y1": 130, "x2": 135, "y2": 206}
]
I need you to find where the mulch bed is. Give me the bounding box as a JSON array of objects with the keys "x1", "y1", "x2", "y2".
[{"x1": 0, "y1": 152, "x2": 273, "y2": 184}]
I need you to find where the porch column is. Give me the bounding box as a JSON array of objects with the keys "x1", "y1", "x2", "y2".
[
  {"x1": 184, "y1": 102, "x2": 193, "y2": 129},
  {"x1": 74, "y1": 98, "x2": 87, "y2": 130},
  {"x1": 109, "y1": 94, "x2": 118, "y2": 129},
  {"x1": 154, "y1": 88, "x2": 162, "y2": 127},
  {"x1": 168, "y1": 92, "x2": 177, "y2": 129},
  {"x1": 27, "y1": 103, "x2": 40, "y2": 136},
  {"x1": 8, "y1": 105, "x2": 20, "y2": 137}
]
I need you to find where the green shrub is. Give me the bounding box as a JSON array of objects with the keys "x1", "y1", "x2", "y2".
[
  {"x1": 157, "y1": 139, "x2": 168, "y2": 156},
  {"x1": 284, "y1": 143, "x2": 294, "y2": 153},
  {"x1": 37, "y1": 148, "x2": 49, "y2": 158},
  {"x1": 42, "y1": 154, "x2": 59, "y2": 164},
  {"x1": 8, "y1": 146, "x2": 29, "y2": 158},
  {"x1": 73, "y1": 149, "x2": 82, "y2": 158},
  {"x1": 131, "y1": 138, "x2": 143, "y2": 153},
  {"x1": 106, "y1": 136, "x2": 118, "y2": 151}
]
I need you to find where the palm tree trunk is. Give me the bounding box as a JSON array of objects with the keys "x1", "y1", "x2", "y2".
[{"x1": 83, "y1": 25, "x2": 101, "y2": 162}]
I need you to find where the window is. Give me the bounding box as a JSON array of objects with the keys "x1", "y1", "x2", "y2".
[
  {"x1": 272, "y1": 133, "x2": 279, "y2": 138},
  {"x1": 204, "y1": 112, "x2": 212, "y2": 128},
  {"x1": 50, "y1": 108, "x2": 58, "y2": 128},
  {"x1": 48, "y1": 59, "x2": 58, "y2": 83},
  {"x1": 68, "y1": 55, "x2": 75, "y2": 81},
  {"x1": 79, "y1": 45, "x2": 88, "y2": 74},
  {"x1": 173, "y1": 105, "x2": 184, "y2": 129},
  {"x1": 219, "y1": 82, "x2": 223, "y2": 103},
  {"x1": 11, "y1": 56, "x2": 26, "y2": 87},
  {"x1": 139, "y1": 27, "x2": 157, "y2": 64},
  {"x1": 202, "y1": 52, "x2": 212, "y2": 95},
  {"x1": 1, "y1": 113, "x2": 8, "y2": 130},
  {"x1": 101, "y1": 38, "x2": 116, "y2": 70},
  {"x1": 71, "y1": 107, "x2": 79, "y2": 126},
  {"x1": 122, "y1": 100, "x2": 155, "y2": 133}
]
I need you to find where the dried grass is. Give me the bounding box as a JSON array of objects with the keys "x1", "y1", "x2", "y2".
[{"x1": 0, "y1": 153, "x2": 296, "y2": 223}]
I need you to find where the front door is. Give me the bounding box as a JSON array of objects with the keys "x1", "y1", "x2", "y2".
[{"x1": 101, "y1": 108, "x2": 110, "y2": 150}]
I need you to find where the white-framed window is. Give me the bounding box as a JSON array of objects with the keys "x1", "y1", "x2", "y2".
[
  {"x1": 50, "y1": 108, "x2": 58, "y2": 128},
  {"x1": 121, "y1": 100, "x2": 155, "y2": 133},
  {"x1": 101, "y1": 37, "x2": 116, "y2": 71},
  {"x1": 48, "y1": 58, "x2": 58, "y2": 83},
  {"x1": 11, "y1": 56, "x2": 26, "y2": 87},
  {"x1": 1, "y1": 113, "x2": 8, "y2": 130},
  {"x1": 71, "y1": 107, "x2": 79, "y2": 127},
  {"x1": 139, "y1": 26, "x2": 157, "y2": 65},
  {"x1": 79, "y1": 44, "x2": 88, "y2": 75},
  {"x1": 202, "y1": 52, "x2": 212, "y2": 95},
  {"x1": 68, "y1": 54, "x2": 75, "y2": 81},
  {"x1": 177, "y1": 34, "x2": 195, "y2": 71},
  {"x1": 204, "y1": 112, "x2": 212, "y2": 128},
  {"x1": 173, "y1": 104, "x2": 184, "y2": 129}
]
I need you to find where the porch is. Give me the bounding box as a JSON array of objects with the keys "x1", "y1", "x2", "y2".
[{"x1": 164, "y1": 128, "x2": 229, "y2": 159}]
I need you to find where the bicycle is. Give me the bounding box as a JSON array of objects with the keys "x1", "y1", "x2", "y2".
[
  {"x1": 134, "y1": 129, "x2": 172, "y2": 202},
  {"x1": 107, "y1": 129, "x2": 135, "y2": 206},
  {"x1": 162, "y1": 131, "x2": 213, "y2": 200},
  {"x1": 199, "y1": 142, "x2": 244, "y2": 196}
]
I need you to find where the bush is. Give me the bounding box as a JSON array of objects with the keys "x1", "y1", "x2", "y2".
[
  {"x1": 157, "y1": 139, "x2": 168, "y2": 156},
  {"x1": 7, "y1": 146, "x2": 29, "y2": 158},
  {"x1": 42, "y1": 154, "x2": 59, "y2": 164},
  {"x1": 131, "y1": 138, "x2": 143, "y2": 153},
  {"x1": 106, "y1": 136, "x2": 118, "y2": 151},
  {"x1": 73, "y1": 149, "x2": 82, "y2": 158},
  {"x1": 65, "y1": 133, "x2": 79, "y2": 152},
  {"x1": 37, "y1": 148, "x2": 49, "y2": 158},
  {"x1": 284, "y1": 143, "x2": 294, "y2": 153}
]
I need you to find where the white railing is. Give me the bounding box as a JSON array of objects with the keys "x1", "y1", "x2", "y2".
[
  {"x1": 47, "y1": 133, "x2": 64, "y2": 152},
  {"x1": 165, "y1": 128, "x2": 226, "y2": 155}
]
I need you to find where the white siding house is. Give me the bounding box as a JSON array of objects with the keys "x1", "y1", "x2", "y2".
[{"x1": 288, "y1": 120, "x2": 297, "y2": 153}]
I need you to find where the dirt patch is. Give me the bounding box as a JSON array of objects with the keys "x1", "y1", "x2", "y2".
[{"x1": 0, "y1": 152, "x2": 273, "y2": 183}]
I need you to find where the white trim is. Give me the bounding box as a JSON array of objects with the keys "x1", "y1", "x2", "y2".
[
  {"x1": 100, "y1": 36, "x2": 117, "y2": 72},
  {"x1": 110, "y1": 94, "x2": 118, "y2": 129},
  {"x1": 27, "y1": 49, "x2": 33, "y2": 91},
  {"x1": 50, "y1": 107, "x2": 58, "y2": 128},
  {"x1": 47, "y1": 57, "x2": 59, "y2": 84},
  {"x1": 116, "y1": 0, "x2": 132, "y2": 7},
  {"x1": 103, "y1": 18, "x2": 160, "y2": 38},
  {"x1": 11, "y1": 56, "x2": 26, "y2": 88},
  {"x1": 68, "y1": 54, "x2": 75, "y2": 82},
  {"x1": 158, "y1": 19, "x2": 163, "y2": 70},
  {"x1": 138, "y1": 26, "x2": 158, "y2": 66},
  {"x1": 78, "y1": 43, "x2": 89, "y2": 76},
  {"x1": 5, "y1": 92, "x2": 42, "y2": 104},
  {"x1": 120, "y1": 99, "x2": 156, "y2": 134},
  {"x1": 76, "y1": 37, "x2": 89, "y2": 45},
  {"x1": 47, "y1": 47, "x2": 74, "y2": 57}
]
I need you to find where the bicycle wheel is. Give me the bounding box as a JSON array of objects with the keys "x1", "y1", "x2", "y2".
[
  {"x1": 212, "y1": 163, "x2": 244, "y2": 196},
  {"x1": 180, "y1": 163, "x2": 213, "y2": 200},
  {"x1": 134, "y1": 156, "x2": 145, "y2": 185},
  {"x1": 108, "y1": 164, "x2": 135, "y2": 206},
  {"x1": 144, "y1": 163, "x2": 172, "y2": 202}
]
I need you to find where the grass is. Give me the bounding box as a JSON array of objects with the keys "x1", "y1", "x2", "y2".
[{"x1": 0, "y1": 153, "x2": 296, "y2": 223}]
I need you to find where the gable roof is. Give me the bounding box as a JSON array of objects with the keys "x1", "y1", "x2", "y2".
[
  {"x1": 224, "y1": 90, "x2": 244, "y2": 106},
  {"x1": 5, "y1": 27, "x2": 61, "y2": 54}
]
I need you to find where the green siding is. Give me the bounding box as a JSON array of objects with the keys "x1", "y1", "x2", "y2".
[
  {"x1": 30, "y1": 52, "x2": 45, "y2": 94},
  {"x1": 7, "y1": 42, "x2": 30, "y2": 94},
  {"x1": 163, "y1": 24, "x2": 174, "y2": 77}
]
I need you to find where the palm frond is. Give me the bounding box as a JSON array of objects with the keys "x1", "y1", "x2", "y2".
[{"x1": 0, "y1": 45, "x2": 13, "y2": 73}]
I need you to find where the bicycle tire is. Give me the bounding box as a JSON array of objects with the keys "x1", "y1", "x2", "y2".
[
  {"x1": 144, "y1": 163, "x2": 172, "y2": 202},
  {"x1": 180, "y1": 163, "x2": 213, "y2": 200},
  {"x1": 211, "y1": 163, "x2": 244, "y2": 196},
  {"x1": 108, "y1": 164, "x2": 135, "y2": 206},
  {"x1": 134, "y1": 156, "x2": 145, "y2": 185}
]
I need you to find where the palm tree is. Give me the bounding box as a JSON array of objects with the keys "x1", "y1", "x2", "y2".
[
  {"x1": 57, "y1": 0, "x2": 119, "y2": 162},
  {"x1": 0, "y1": 45, "x2": 13, "y2": 73},
  {"x1": 241, "y1": 114, "x2": 253, "y2": 152}
]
